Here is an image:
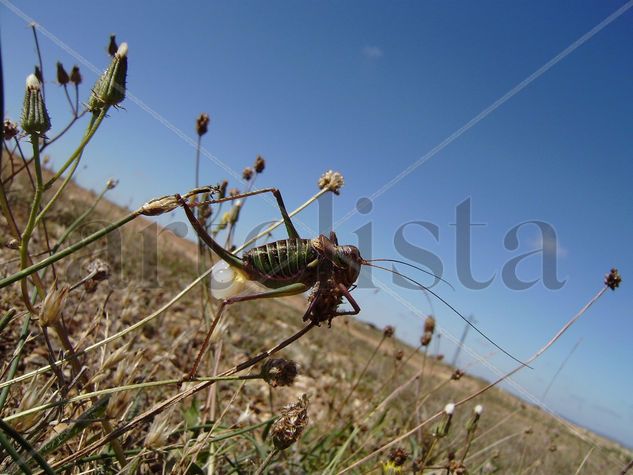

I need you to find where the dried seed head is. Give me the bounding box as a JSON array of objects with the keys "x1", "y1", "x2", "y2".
[
  {"x1": 106, "y1": 178, "x2": 119, "y2": 189},
  {"x1": 21, "y1": 74, "x2": 51, "y2": 135},
  {"x1": 70, "y1": 66, "x2": 82, "y2": 85},
  {"x1": 451, "y1": 369, "x2": 464, "y2": 380},
  {"x1": 383, "y1": 325, "x2": 395, "y2": 338},
  {"x1": 420, "y1": 331, "x2": 432, "y2": 347},
  {"x1": 88, "y1": 42, "x2": 128, "y2": 111},
  {"x1": 254, "y1": 155, "x2": 266, "y2": 173},
  {"x1": 196, "y1": 113, "x2": 210, "y2": 136},
  {"x1": 318, "y1": 170, "x2": 344, "y2": 195},
  {"x1": 424, "y1": 315, "x2": 436, "y2": 334},
  {"x1": 605, "y1": 268, "x2": 621, "y2": 290},
  {"x1": 262, "y1": 358, "x2": 299, "y2": 387},
  {"x1": 56, "y1": 62, "x2": 69, "y2": 85},
  {"x1": 6, "y1": 238, "x2": 19, "y2": 250},
  {"x1": 242, "y1": 167, "x2": 254, "y2": 181},
  {"x1": 270, "y1": 394, "x2": 309, "y2": 450},
  {"x1": 40, "y1": 284, "x2": 70, "y2": 327},
  {"x1": 87, "y1": 259, "x2": 111, "y2": 282},
  {"x1": 3, "y1": 119, "x2": 19, "y2": 140},
  {"x1": 395, "y1": 350, "x2": 404, "y2": 361},
  {"x1": 140, "y1": 194, "x2": 180, "y2": 216},
  {"x1": 448, "y1": 460, "x2": 467, "y2": 475},
  {"x1": 218, "y1": 180, "x2": 228, "y2": 199},
  {"x1": 108, "y1": 34, "x2": 118, "y2": 57},
  {"x1": 387, "y1": 447, "x2": 409, "y2": 467}
]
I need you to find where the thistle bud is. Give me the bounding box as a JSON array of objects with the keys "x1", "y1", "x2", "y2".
[
  {"x1": 604, "y1": 268, "x2": 621, "y2": 290},
  {"x1": 466, "y1": 404, "x2": 483, "y2": 434},
  {"x1": 262, "y1": 358, "x2": 298, "y2": 387},
  {"x1": 242, "y1": 167, "x2": 254, "y2": 181},
  {"x1": 108, "y1": 35, "x2": 118, "y2": 57},
  {"x1": 383, "y1": 325, "x2": 395, "y2": 338},
  {"x1": 318, "y1": 170, "x2": 344, "y2": 195},
  {"x1": 70, "y1": 66, "x2": 82, "y2": 85},
  {"x1": 88, "y1": 42, "x2": 128, "y2": 111},
  {"x1": 254, "y1": 155, "x2": 266, "y2": 173},
  {"x1": 196, "y1": 113, "x2": 210, "y2": 136},
  {"x1": 434, "y1": 403, "x2": 455, "y2": 438},
  {"x1": 21, "y1": 74, "x2": 51, "y2": 135},
  {"x1": 40, "y1": 284, "x2": 70, "y2": 327},
  {"x1": 270, "y1": 394, "x2": 309, "y2": 450},
  {"x1": 56, "y1": 62, "x2": 69, "y2": 85},
  {"x1": 3, "y1": 119, "x2": 19, "y2": 140}
]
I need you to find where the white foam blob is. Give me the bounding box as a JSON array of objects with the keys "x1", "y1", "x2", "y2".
[{"x1": 210, "y1": 260, "x2": 246, "y2": 300}]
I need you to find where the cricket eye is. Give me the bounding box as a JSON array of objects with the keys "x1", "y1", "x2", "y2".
[{"x1": 211, "y1": 260, "x2": 246, "y2": 300}]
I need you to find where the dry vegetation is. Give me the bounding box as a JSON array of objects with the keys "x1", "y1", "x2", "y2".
[{"x1": 0, "y1": 31, "x2": 631, "y2": 474}]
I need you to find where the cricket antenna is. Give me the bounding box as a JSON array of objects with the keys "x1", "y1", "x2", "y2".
[
  {"x1": 365, "y1": 258, "x2": 455, "y2": 290},
  {"x1": 364, "y1": 261, "x2": 531, "y2": 368}
]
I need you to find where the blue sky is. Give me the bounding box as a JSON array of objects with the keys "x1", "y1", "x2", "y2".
[{"x1": 2, "y1": 1, "x2": 632, "y2": 447}]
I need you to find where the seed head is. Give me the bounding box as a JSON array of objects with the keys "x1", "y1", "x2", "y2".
[
  {"x1": 270, "y1": 394, "x2": 309, "y2": 450},
  {"x1": 318, "y1": 170, "x2": 344, "y2": 195},
  {"x1": 70, "y1": 66, "x2": 82, "y2": 85},
  {"x1": 421, "y1": 331, "x2": 432, "y2": 347},
  {"x1": 88, "y1": 42, "x2": 128, "y2": 111},
  {"x1": 424, "y1": 315, "x2": 435, "y2": 334},
  {"x1": 21, "y1": 74, "x2": 51, "y2": 135},
  {"x1": 262, "y1": 358, "x2": 299, "y2": 387},
  {"x1": 108, "y1": 34, "x2": 118, "y2": 57},
  {"x1": 4, "y1": 119, "x2": 19, "y2": 140},
  {"x1": 395, "y1": 350, "x2": 404, "y2": 361},
  {"x1": 6, "y1": 238, "x2": 19, "y2": 250},
  {"x1": 387, "y1": 447, "x2": 409, "y2": 467},
  {"x1": 40, "y1": 284, "x2": 70, "y2": 327},
  {"x1": 56, "y1": 62, "x2": 69, "y2": 85},
  {"x1": 467, "y1": 404, "x2": 483, "y2": 433},
  {"x1": 434, "y1": 403, "x2": 455, "y2": 438},
  {"x1": 106, "y1": 178, "x2": 119, "y2": 190},
  {"x1": 474, "y1": 404, "x2": 483, "y2": 415},
  {"x1": 383, "y1": 325, "x2": 395, "y2": 338},
  {"x1": 444, "y1": 403, "x2": 455, "y2": 415},
  {"x1": 254, "y1": 155, "x2": 266, "y2": 173},
  {"x1": 196, "y1": 113, "x2": 210, "y2": 136},
  {"x1": 451, "y1": 369, "x2": 464, "y2": 380},
  {"x1": 242, "y1": 167, "x2": 254, "y2": 181},
  {"x1": 604, "y1": 268, "x2": 621, "y2": 290}
]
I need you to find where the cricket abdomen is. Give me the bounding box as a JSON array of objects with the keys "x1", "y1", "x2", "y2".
[{"x1": 243, "y1": 238, "x2": 318, "y2": 285}]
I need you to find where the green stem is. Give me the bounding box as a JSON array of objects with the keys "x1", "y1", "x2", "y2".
[
  {"x1": 0, "y1": 428, "x2": 32, "y2": 475},
  {"x1": 43, "y1": 109, "x2": 106, "y2": 190},
  {"x1": 0, "y1": 209, "x2": 139, "y2": 290},
  {"x1": 0, "y1": 419, "x2": 55, "y2": 475},
  {"x1": 0, "y1": 307, "x2": 32, "y2": 411}
]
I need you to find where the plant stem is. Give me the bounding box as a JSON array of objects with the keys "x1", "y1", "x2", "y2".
[{"x1": 254, "y1": 448, "x2": 279, "y2": 475}]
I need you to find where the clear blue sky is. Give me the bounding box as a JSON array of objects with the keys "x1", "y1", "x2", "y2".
[{"x1": 2, "y1": 1, "x2": 632, "y2": 447}]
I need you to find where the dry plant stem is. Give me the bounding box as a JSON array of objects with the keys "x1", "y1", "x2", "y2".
[
  {"x1": 48, "y1": 322, "x2": 316, "y2": 469},
  {"x1": 338, "y1": 283, "x2": 612, "y2": 474},
  {"x1": 3, "y1": 375, "x2": 255, "y2": 423},
  {"x1": 0, "y1": 313, "x2": 31, "y2": 411},
  {"x1": 464, "y1": 430, "x2": 524, "y2": 463},
  {"x1": 255, "y1": 448, "x2": 279, "y2": 475},
  {"x1": 574, "y1": 447, "x2": 594, "y2": 475},
  {"x1": 335, "y1": 334, "x2": 386, "y2": 417},
  {"x1": 0, "y1": 427, "x2": 33, "y2": 475},
  {"x1": 620, "y1": 459, "x2": 633, "y2": 475}
]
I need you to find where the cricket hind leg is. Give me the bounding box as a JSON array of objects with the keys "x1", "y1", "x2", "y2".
[
  {"x1": 196, "y1": 188, "x2": 301, "y2": 239},
  {"x1": 183, "y1": 282, "x2": 309, "y2": 382}
]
